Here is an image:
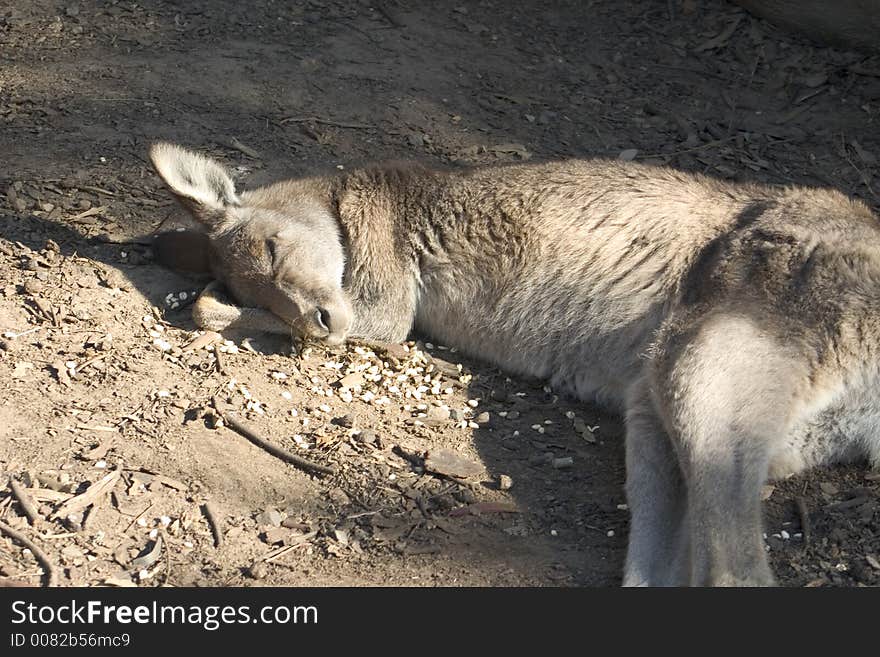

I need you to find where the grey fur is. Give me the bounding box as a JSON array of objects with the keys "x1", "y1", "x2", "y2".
[{"x1": 151, "y1": 142, "x2": 880, "y2": 586}]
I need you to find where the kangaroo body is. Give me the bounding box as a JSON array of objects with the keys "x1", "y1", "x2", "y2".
[{"x1": 150, "y1": 143, "x2": 880, "y2": 586}]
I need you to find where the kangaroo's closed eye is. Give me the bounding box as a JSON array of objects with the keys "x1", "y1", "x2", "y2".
[{"x1": 265, "y1": 239, "x2": 278, "y2": 263}]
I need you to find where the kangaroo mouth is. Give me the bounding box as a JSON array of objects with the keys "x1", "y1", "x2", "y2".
[{"x1": 286, "y1": 307, "x2": 348, "y2": 345}]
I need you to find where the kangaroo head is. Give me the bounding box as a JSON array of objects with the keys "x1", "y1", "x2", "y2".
[{"x1": 149, "y1": 142, "x2": 353, "y2": 344}]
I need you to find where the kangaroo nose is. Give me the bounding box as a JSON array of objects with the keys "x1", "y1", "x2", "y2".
[
  {"x1": 316, "y1": 307, "x2": 332, "y2": 333},
  {"x1": 315, "y1": 302, "x2": 353, "y2": 338}
]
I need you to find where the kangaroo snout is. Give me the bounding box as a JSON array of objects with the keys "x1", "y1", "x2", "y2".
[{"x1": 310, "y1": 298, "x2": 352, "y2": 345}]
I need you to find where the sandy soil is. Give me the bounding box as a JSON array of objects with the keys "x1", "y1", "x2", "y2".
[{"x1": 0, "y1": 0, "x2": 878, "y2": 587}]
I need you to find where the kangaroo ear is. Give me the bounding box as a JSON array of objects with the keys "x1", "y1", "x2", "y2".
[{"x1": 149, "y1": 142, "x2": 239, "y2": 226}]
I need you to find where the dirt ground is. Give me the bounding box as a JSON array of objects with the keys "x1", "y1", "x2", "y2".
[{"x1": 1, "y1": 0, "x2": 879, "y2": 588}]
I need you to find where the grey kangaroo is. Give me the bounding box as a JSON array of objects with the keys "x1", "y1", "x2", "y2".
[{"x1": 150, "y1": 142, "x2": 880, "y2": 586}]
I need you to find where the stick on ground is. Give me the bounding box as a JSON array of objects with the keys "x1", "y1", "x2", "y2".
[
  {"x1": 201, "y1": 501, "x2": 224, "y2": 548},
  {"x1": 796, "y1": 496, "x2": 811, "y2": 546},
  {"x1": 8, "y1": 479, "x2": 41, "y2": 526},
  {"x1": 0, "y1": 519, "x2": 59, "y2": 587},
  {"x1": 212, "y1": 398, "x2": 335, "y2": 476},
  {"x1": 213, "y1": 344, "x2": 226, "y2": 375}
]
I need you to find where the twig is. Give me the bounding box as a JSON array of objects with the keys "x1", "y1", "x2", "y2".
[
  {"x1": 51, "y1": 469, "x2": 121, "y2": 520},
  {"x1": 77, "y1": 352, "x2": 110, "y2": 373},
  {"x1": 78, "y1": 185, "x2": 116, "y2": 197},
  {"x1": 226, "y1": 137, "x2": 261, "y2": 159},
  {"x1": 213, "y1": 344, "x2": 226, "y2": 375},
  {"x1": 201, "y1": 502, "x2": 224, "y2": 548},
  {"x1": 8, "y1": 479, "x2": 40, "y2": 527},
  {"x1": 796, "y1": 496, "x2": 811, "y2": 547},
  {"x1": 279, "y1": 115, "x2": 373, "y2": 130},
  {"x1": 0, "y1": 519, "x2": 59, "y2": 587},
  {"x1": 212, "y1": 398, "x2": 335, "y2": 476},
  {"x1": 124, "y1": 502, "x2": 154, "y2": 534}
]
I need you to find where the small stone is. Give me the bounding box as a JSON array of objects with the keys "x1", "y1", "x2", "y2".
[
  {"x1": 355, "y1": 429, "x2": 380, "y2": 446},
  {"x1": 474, "y1": 412, "x2": 490, "y2": 424},
  {"x1": 262, "y1": 527, "x2": 290, "y2": 545},
  {"x1": 427, "y1": 405, "x2": 450, "y2": 422},
  {"x1": 255, "y1": 508, "x2": 283, "y2": 528},
  {"x1": 335, "y1": 414, "x2": 355, "y2": 428},
  {"x1": 453, "y1": 487, "x2": 477, "y2": 505},
  {"x1": 338, "y1": 372, "x2": 365, "y2": 390},
  {"x1": 552, "y1": 457, "x2": 574, "y2": 469},
  {"x1": 378, "y1": 342, "x2": 410, "y2": 360},
  {"x1": 424, "y1": 448, "x2": 483, "y2": 479},
  {"x1": 76, "y1": 274, "x2": 98, "y2": 288},
  {"x1": 23, "y1": 279, "x2": 44, "y2": 294},
  {"x1": 246, "y1": 561, "x2": 269, "y2": 579},
  {"x1": 498, "y1": 474, "x2": 514, "y2": 491},
  {"x1": 449, "y1": 408, "x2": 465, "y2": 421}
]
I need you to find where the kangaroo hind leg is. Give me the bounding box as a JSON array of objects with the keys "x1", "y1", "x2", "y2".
[
  {"x1": 623, "y1": 373, "x2": 689, "y2": 586},
  {"x1": 655, "y1": 313, "x2": 807, "y2": 586}
]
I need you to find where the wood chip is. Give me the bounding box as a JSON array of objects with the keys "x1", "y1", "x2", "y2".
[
  {"x1": 183, "y1": 331, "x2": 222, "y2": 352},
  {"x1": 424, "y1": 448, "x2": 483, "y2": 479},
  {"x1": 50, "y1": 361, "x2": 72, "y2": 387},
  {"x1": 83, "y1": 437, "x2": 117, "y2": 461},
  {"x1": 26, "y1": 488, "x2": 73, "y2": 503},
  {"x1": 130, "y1": 536, "x2": 163, "y2": 570},
  {"x1": 8, "y1": 479, "x2": 41, "y2": 526},
  {"x1": 50, "y1": 469, "x2": 121, "y2": 520}
]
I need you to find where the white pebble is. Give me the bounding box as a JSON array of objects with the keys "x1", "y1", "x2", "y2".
[
  {"x1": 281, "y1": 391, "x2": 292, "y2": 400},
  {"x1": 153, "y1": 338, "x2": 172, "y2": 351}
]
